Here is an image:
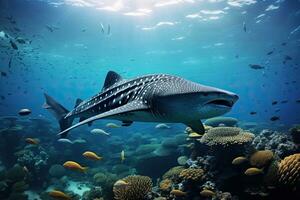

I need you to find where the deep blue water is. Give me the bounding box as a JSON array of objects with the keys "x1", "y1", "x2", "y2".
[{"x1": 0, "y1": 0, "x2": 300, "y2": 126}]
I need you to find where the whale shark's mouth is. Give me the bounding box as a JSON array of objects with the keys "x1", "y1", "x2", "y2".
[{"x1": 206, "y1": 99, "x2": 234, "y2": 107}]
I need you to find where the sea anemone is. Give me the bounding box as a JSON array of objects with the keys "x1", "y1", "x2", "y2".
[
  {"x1": 113, "y1": 175, "x2": 152, "y2": 200},
  {"x1": 200, "y1": 127, "x2": 254, "y2": 146}
]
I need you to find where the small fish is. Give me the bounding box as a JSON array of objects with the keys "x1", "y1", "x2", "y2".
[
  {"x1": 25, "y1": 138, "x2": 39, "y2": 145},
  {"x1": 15, "y1": 37, "x2": 26, "y2": 44},
  {"x1": 18, "y1": 108, "x2": 31, "y2": 116},
  {"x1": 280, "y1": 100, "x2": 288, "y2": 104},
  {"x1": 8, "y1": 56, "x2": 13, "y2": 68},
  {"x1": 48, "y1": 190, "x2": 71, "y2": 200},
  {"x1": 83, "y1": 151, "x2": 102, "y2": 161},
  {"x1": 155, "y1": 123, "x2": 171, "y2": 129},
  {"x1": 90, "y1": 128, "x2": 110, "y2": 136},
  {"x1": 170, "y1": 189, "x2": 187, "y2": 197},
  {"x1": 100, "y1": 23, "x2": 105, "y2": 34},
  {"x1": 46, "y1": 25, "x2": 54, "y2": 32},
  {"x1": 296, "y1": 99, "x2": 300, "y2": 103},
  {"x1": 270, "y1": 116, "x2": 280, "y2": 121},
  {"x1": 243, "y1": 21, "x2": 246, "y2": 32},
  {"x1": 284, "y1": 55, "x2": 292, "y2": 60},
  {"x1": 58, "y1": 138, "x2": 73, "y2": 144},
  {"x1": 9, "y1": 40, "x2": 18, "y2": 50},
  {"x1": 249, "y1": 64, "x2": 264, "y2": 70},
  {"x1": 200, "y1": 189, "x2": 215, "y2": 197},
  {"x1": 281, "y1": 42, "x2": 287, "y2": 46},
  {"x1": 266, "y1": 51, "x2": 274, "y2": 55},
  {"x1": 63, "y1": 161, "x2": 87, "y2": 172},
  {"x1": 1, "y1": 71, "x2": 7, "y2": 77},
  {"x1": 250, "y1": 111, "x2": 257, "y2": 115},
  {"x1": 23, "y1": 166, "x2": 29, "y2": 173},
  {"x1": 121, "y1": 150, "x2": 125, "y2": 162},
  {"x1": 272, "y1": 101, "x2": 278, "y2": 105},
  {"x1": 106, "y1": 122, "x2": 120, "y2": 128},
  {"x1": 107, "y1": 24, "x2": 111, "y2": 35},
  {"x1": 244, "y1": 167, "x2": 263, "y2": 176},
  {"x1": 232, "y1": 156, "x2": 247, "y2": 165}
]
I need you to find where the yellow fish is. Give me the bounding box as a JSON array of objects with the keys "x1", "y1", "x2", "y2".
[
  {"x1": 48, "y1": 190, "x2": 71, "y2": 200},
  {"x1": 244, "y1": 167, "x2": 263, "y2": 176},
  {"x1": 82, "y1": 151, "x2": 102, "y2": 161},
  {"x1": 63, "y1": 161, "x2": 87, "y2": 173},
  {"x1": 121, "y1": 150, "x2": 125, "y2": 162},
  {"x1": 232, "y1": 156, "x2": 247, "y2": 165}
]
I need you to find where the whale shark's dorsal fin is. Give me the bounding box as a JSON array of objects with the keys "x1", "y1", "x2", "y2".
[{"x1": 102, "y1": 71, "x2": 123, "y2": 91}]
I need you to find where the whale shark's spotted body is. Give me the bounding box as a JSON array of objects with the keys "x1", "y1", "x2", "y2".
[{"x1": 44, "y1": 71, "x2": 238, "y2": 138}]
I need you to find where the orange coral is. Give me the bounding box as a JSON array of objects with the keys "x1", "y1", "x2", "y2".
[{"x1": 250, "y1": 150, "x2": 274, "y2": 168}]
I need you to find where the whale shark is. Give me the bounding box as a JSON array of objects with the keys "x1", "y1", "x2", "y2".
[{"x1": 43, "y1": 71, "x2": 238, "y2": 138}]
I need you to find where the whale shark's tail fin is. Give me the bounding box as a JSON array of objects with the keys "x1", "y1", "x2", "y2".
[{"x1": 43, "y1": 93, "x2": 74, "y2": 138}]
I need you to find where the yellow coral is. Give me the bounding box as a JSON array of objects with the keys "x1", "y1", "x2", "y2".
[
  {"x1": 200, "y1": 127, "x2": 254, "y2": 146},
  {"x1": 159, "y1": 179, "x2": 172, "y2": 192},
  {"x1": 113, "y1": 175, "x2": 152, "y2": 200},
  {"x1": 162, "y1": 166, "x2": 184, "y2": 182},
  {"x1": 278, "y1": 153, "x2": 300, "y2": 189},
  {"x1": 179, "y1": 168, "x2": 204, "y2": 182},
  {"x1": 250, "y1": 150, "x2": 274, "y2": 168}
]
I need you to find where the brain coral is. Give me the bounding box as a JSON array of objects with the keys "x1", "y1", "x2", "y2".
[
  {"x1": 278, "y1": 153, "x2": 300, "y2": 189},
  {"x1": 200, "y1": 127, "x2": 254, "y2": 146},
  {"x1": 250, "y1": 150, "x2": 274, "y2": 168},
  {"x1": 204, "y1": 117, "x2": 238, "y2": 127},
  {"x1": 179, "y1": 168, "x2": 205, "y2": 182},
  {"x1": 113, "y1": 175, "x2": 152, "y2": 200},
  {"x1": 162, "y1": 166, "x2": 185, "y2": 183}
]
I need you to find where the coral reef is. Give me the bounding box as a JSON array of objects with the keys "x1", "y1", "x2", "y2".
[
  {"x1": 49, "y1": 164, "x2": 66, "y2": 178},
  {"x1": 250, "y1": 150, "x2": 274, "y2": 168},
  {"x1": 179, "y1": 168, "x2": 205, "y2": 182},
  {"x1": 200, "y1": 127, "x2": 254, "y2": 146},
  {"x1": 162, "y1": 166, "x2": 184, "y2": 183},
  {"x1": 0, "y1": 164, "x2": 29, "y2": 200},
  {"x1": 252, "y1": 129, "x2": 298, "y2": 158},
  {"x1": 204, "y1": 117, "x2": 238, "y2": 127},
  {"x1": 278, "y1": 153, "x2": 300, "y2": 189},
  {"x1": 113, "y1": 175, "x2": 152, "y2": 200}
]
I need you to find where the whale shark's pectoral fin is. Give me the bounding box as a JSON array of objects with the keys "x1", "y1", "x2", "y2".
[
  {"x1": 57, "y1": 101, "x2": 148, "y2": 137},
  {"x1": 122, "y1": 120, "x2": 133, "y2": 126},
  {"x1": 184, "y1": 121, "x2": 205, "y2": 134}
]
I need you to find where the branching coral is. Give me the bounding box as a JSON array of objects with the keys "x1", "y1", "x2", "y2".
[
  {"x1": 250, "y1": 150, "x2": 274, "y2": 168},
  {"x1": 179, "y1": 168, "x2": 205, "y2": 182},
  {"x1": 200, "y1": 127, "x2": 254, "y2": 146},
  {"x1": 278, "y1": 153, "x2": 300, "y2": 189},
  {"x1": 113, "y1": 175, "x2": 152, "y2": 200}
]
